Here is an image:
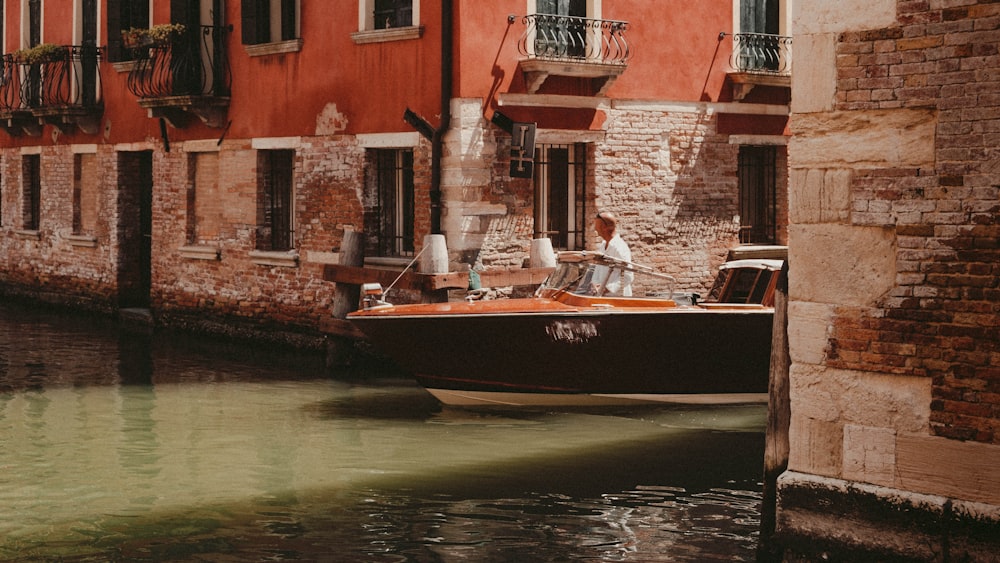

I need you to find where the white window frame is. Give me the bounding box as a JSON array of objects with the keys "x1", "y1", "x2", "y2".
[{"x1": 352, "y1": 0, "x2": 422, "y2": 44}]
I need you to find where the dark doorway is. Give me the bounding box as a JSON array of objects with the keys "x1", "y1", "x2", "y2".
[
  {"x1": 117, "y1": 151, "x2": 154, "y2": 309},
  {"x1": 737, "y1": 145, "x2": 777, "y2": 245}
]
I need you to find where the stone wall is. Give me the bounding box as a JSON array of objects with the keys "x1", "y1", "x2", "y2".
[{"x1": 781, "y1": 0, "x2": 1000, "y2": 559}]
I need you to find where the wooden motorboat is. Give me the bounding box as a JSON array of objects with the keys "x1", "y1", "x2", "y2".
[{"x1": 348, "y1": 251, "x2": 783, "y2": 407}]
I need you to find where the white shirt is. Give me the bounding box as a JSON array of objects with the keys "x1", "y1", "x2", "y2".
[{"x1": 596, "y1": 234, "x2": 634, "y2": 296}]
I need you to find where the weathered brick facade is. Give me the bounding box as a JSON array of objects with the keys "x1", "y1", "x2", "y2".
[
  {"x1": 780, "y1": 0, "x2": 1000, "y2": 559},
  {"x1": 825, "y1": 2, "x2": 1000, "y2": 445}
]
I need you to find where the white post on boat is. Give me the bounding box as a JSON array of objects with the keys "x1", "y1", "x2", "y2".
[
  {"x1": 529, "y1": 237, "x2": 556, "y2": 268},
  {"x1": 419, "y1": 234, "x2": 450, "y2": 303},
  {"x1": 419, "y1": 234, "x2": 449, "y2": 274}
]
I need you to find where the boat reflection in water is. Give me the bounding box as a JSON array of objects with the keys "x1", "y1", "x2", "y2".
[
  {"x1": 350, "y1": 251, "x2": 783, "y2": 407},
  {"x1": 0, "y1": 302, "x2": 766, "y2": 562}
]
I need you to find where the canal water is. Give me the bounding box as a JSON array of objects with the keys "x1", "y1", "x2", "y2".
[{"x1": 0, "y1": 301, "x2": 767, "y2": 562}]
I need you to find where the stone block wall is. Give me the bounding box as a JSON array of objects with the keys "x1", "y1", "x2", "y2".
[{"x1": 781, "y1": 0, "x2": 1000, "y2": 558}]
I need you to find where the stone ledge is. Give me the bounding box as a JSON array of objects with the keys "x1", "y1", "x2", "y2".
[
  {"x1": 179, "y1": 245, "x2": 221, "y2": 260},
  {"x1": 775, "y1": 470, "x2": 1000, "y2": 562},
  {"x1": 250, "y1": 250, "x2": 299, "y2": 268},
  {"x1": 67, "y1": 234, "x2": 98, "y2": 248}
]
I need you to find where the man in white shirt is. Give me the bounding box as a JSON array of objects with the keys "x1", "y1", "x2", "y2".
[{"x1": 593, "y1": 211, "x2": 634, "y2": 296}]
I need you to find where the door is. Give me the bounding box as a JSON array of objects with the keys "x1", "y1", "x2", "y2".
[
  {"x1": 26, "y1": 0, "x2": 42, "y2": 106},
  {"x1": 535, "y1": 0, "x2": 587, "y2": 59},
  {"x1": 118, "y1": 151, "x2": 154, "y2": 309},
  {"x1": 737, "y1": 145, "x2": 777, "y2": 245},
  {"x1": 739, "y1": 0, "x2": 780, "y2": 71},
  {"x1": 81, "y1": 0, "x2": 98, "y2": 106}
]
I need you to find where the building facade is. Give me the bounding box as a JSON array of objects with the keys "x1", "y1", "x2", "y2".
[
  {"x1": 0, "y1": 0, "x2": 791, "y2": 343},
  {"x1": 780, "y1": 0, "x2": 1000, "y2": 560}
]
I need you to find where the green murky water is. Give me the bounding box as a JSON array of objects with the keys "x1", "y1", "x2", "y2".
[{"x1": 0, "y1": 302, "x2": 766, "y2": 562}]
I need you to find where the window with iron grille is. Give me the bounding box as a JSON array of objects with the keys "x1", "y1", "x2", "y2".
[
  {"x1": 22, "y1": 154, "x2": 40, "y2": 231},
  {"x1": 738, "y1": 145, "x2": 777, "y2": 244},
  {"x1": 534, "y1": 143, "x2": 587, "y2": 251},
  {"x1": 242, "y1": 0, "x2": 299, "y2": 44},
  {"x1": 256, "y1": 149, "x2": 295, "y2": 251},
  {"x1": 107, "y1": 0, "x2": 150, "y2": 62},
  {"x1": 364, "y1": 149, "x2": 415, "y2": 257}
]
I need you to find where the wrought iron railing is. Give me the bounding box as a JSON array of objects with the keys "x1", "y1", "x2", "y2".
[
  {"x1": 730, "y1": 33, "x2": 792, "y2": 75},
  {"x1": 516, "y1": 14, "x2": 631, "y2": 64},
  {"x1": 127, "y1": 24, "x2": 231, "y2": 99},
  {"x1": 0, "y1": 46, "x2": 103, "y2": 112}
]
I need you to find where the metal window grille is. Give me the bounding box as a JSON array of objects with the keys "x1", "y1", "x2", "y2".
[
  {"x1": 370, "y1": 149, "x2": 415, "y2": 257},
  {"x1": 258, "y1": 149, "x2": 295, "y2": 251},
  {"x1": 534, "y1": 143, "x2": 587, "y2": 251},
  {"x1": 22, "y1": 154, "x2": 40, "y2": 231},
  {"x1": 737, "y1": 145, "x2": 777, "y2": 245}
]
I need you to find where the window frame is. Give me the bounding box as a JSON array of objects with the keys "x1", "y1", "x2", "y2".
[
  {"x1": 365, "y1": 148, "x2": 415, "y2": 259},
  {"x1": 106, "y1": 0, "x2": 150, "y2": 63},
  {"x1": 533, "y1": 143, "x2": 588, "y2": 251},
  {"x1": 256, "y1": 149, "x2": 296, "y2": 253},
  {"x1": 353, "y1": 0, "x2": 421, "y2": 44},
  {"x1": 22, "y1": 153, "x2": 41, "y2": 232},
  {"x1": 242, "y1": 0, "x2": 302, "y2": 54}
]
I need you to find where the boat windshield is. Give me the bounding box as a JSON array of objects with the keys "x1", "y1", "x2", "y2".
[
  {"x1": 538, "y1": 261, "x2": 594, "y2": 294},
  {"x1": 537, "y1": 252, "x2": 676, "y2": 297}
]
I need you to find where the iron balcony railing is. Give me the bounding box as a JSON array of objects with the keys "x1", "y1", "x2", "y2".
[
  {"x1": 730, "y1": 32, "x2": 792, "y2": 75},
  {"x1": 127, "y1": 24, "x2": 231, "y2": 99},
  {"x1": 517, "y1": 13, "x2": 631, "y2": 64},
  {"x1": 0, "y1": 45, "x2": 103, "y2": 113}
]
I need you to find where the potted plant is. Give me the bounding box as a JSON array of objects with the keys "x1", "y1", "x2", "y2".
[
  {"x1": 122, "y1": 23, "x2": 187, "y2": 48},
  {"x1": 13, "y1": 43, "x2": 66, "y2": 64}
]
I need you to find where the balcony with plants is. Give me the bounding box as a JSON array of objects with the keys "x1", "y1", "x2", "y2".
[
  {"x1": 0, "y1": 43, "x2": 103, "y2": 136},
  {"x1": 726, "y1": 32, "x2": 792, "y2": 101},
  {"x1": 514, "y1": 13, "x2": 632, "y2": 96},
  {"x1": 125, "y1": 23, "x2": 232, "y2": 128}
]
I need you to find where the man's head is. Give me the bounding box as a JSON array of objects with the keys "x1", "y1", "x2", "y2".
[{"x1": 594, "y1": 211, "x2": 618, "y2": 242}]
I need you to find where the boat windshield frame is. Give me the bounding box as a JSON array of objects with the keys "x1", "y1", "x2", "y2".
[{"x1": 538, "y1": 251, "x2": 677, "y2": 298}]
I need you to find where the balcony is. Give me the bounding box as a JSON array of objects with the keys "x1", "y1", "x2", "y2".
[
  {"x1": 126, "y1": 25, "x2": 232, "y2": 128},
  {"x1": 515, "y1": 14, "x2": 631, "y2": 96},
  {"x1": 727, "y1": 32, "x2": 792, "y2": 101},
  {"x1": 0, "y1": 45, "x2": 103, "y2": 136}
]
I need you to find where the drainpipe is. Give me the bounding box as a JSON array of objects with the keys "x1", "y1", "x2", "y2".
[{"x1": 431, "y1": 0, "x2": 453, "y2": 234}]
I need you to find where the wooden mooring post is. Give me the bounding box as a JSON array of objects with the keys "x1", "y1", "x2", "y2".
[
  {"x1": 331, "y1": 230, "x2": 365, "y2": 320},
  {"x1": 758, "y1": 260, "x2": 790, "y2": 562}
]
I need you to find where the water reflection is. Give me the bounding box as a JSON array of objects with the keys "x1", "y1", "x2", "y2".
[{"x1": 0, "y1": 302, "x2": 766, "y2": 561}]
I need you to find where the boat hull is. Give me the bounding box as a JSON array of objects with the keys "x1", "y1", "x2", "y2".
[{"x1": 350, "y1": 307, "x2": 773, "y2": 406}]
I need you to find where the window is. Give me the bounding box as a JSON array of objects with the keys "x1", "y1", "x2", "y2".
[
  {"x1": 534, "y1": 143, "x2": 587, "y2": 251},
  {"x1": 373, "y1": 0, "x2": 411, "y2": 29},
  {"x1": 737, "y1": 145, "x2": 777, "y2": 244},
  {"x1": 72, "y1": 153, "x2": 99, "y2": 235},
  {"x1": 186, "y1": 152, "x2": 222, "y2": 245},
  {"x1": 364, "y1": 149, "x2": 414, "y2": 258},
  {"x1": 358, "y1": 0, "x2": 420, "y2": 31},
  {"x1": 241, "y1": 0, "x2": 300, "y2": 45},
  {"x1": 22, "y1": 154, "x2": 40, "y2": 231},
  {"x1": 256, "y1": 150, "x2": 295, "y2": 251},
  {"x1": 106, "y1": 0, "x2": 150, "y2": 62}
]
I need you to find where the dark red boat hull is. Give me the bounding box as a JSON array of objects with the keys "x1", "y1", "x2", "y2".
[{"x1": 350, "y1": 308, "x2": 773, "y2": 398}]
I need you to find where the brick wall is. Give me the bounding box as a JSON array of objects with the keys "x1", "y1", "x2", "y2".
[{"x1": 825, "y1": 3, "x2": 1000, "y2": 444}]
